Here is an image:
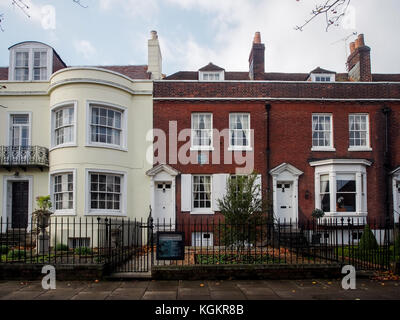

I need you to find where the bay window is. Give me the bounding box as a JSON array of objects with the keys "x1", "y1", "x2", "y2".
[{"x1": 311, "y1": 159, "x2": 371, "y2": 216}]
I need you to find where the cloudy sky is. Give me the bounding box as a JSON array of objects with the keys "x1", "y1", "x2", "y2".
[{"x1": 0, "y1": 0, "x2": 399, "y2": 76}]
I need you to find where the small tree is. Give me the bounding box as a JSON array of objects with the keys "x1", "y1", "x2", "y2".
[
  {"x1": 32, "y1": 195, "x2": 53, "y2": 234},
  {"x1": 358, "y1": 224, "x2": 378, "y2": 251},
  {"x1": 217, "y1": 172, "x2": 267, "y2": 248}
]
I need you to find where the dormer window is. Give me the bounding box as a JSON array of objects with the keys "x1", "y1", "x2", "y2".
[
  {"x1": 198, "y1": 62, "x2": 225, "y2": 81},
  {"x1": 308, "y1": 67, "x2": 336, "y2": 83},
  {"x1": 9, "y1": 42, "x2": 53, "y2": 81}
]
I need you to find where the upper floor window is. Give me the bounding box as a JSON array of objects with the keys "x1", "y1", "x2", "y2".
[
  {"x1": 51, "y1": 102, "x2": 76, "y2": 149},
  {"x1": 9, "y1": 42, "x2": 52, "y2": 81},
  {"x1": 87, "y1": 102, "x2": 127, "y2": 151},
  {"x1": 312, "y1": 114, "x2": 334, "y2": 151},
  {"x1": 315, "y1": 76, "x2": 332, "y2": 82},
  {"x1": 199, "y1": 71, "x2": 224, "y2": 81},
  {"x1": 349, "y1": 114, "x2": 371, "y2": 151},
  {"x1": 191, "y1": 113, "x2": 213, "y2": 150},
  {"x1": 9, "y1": 113, "x2": 31, "y2": 146},
  {"x1": 229, "y1": 113, "x2": 251, "y2": 150}
]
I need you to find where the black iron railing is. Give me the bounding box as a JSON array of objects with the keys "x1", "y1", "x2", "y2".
[{"x1": 0, "y1": 146, "x2": 49, "y2": 167}]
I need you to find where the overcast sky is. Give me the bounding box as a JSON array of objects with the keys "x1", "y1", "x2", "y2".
[{"x1": 0, "y1": 0, "x2": 399, "y2": 76}]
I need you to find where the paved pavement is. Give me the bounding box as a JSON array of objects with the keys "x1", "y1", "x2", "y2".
[{"x1": 0, "y1": 278, "x2": 399, "y2": 300}]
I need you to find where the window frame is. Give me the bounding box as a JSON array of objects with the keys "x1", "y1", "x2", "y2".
[
  {"x1": 7, "y1": 112, "x2": 32, "y2": 147},
  {"x1": 85, "y1": 169, "x2": 127, "y2": 216},
  {"x1": 310, "y1": 73, "x2": 335, "y2": 82},
  {"x1": 86, "y1": 101, "x2": 128, "y2": 151},
  {"x1": 191, "y1": 174, "x2": 213, "y2": 214},
  {"x1": 9, "y1": 44, "x2": 53, "y2": 81},
  {"x1": 49, "y1": 169, "x2": 76, "y2": 216},
  {"x1": 50, "y1": 101, "x2": 77, "y2": 150},
  {"x1": 199, "y1": 71, "x2": 224, "y2": 81},
  {"x1": 311, "y1": 113, "x2": 335, "y2": 151},
  {"x1": 348, "y1": 113, "x2": 372, "y2": 151},
  {"x1": 228, "y1": 113, "x2": 252, "y2": 151},
  {"x1": 190, "y1": 113, "x2": 214, "y2": 151}
]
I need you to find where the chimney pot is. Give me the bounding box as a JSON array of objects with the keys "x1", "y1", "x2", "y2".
[
  {"x1": 357, "y1": 34, "x2": 365, "y2": 47},
  {"x1": 350, "y1": 42, "x2": 355, "y2": 54},
  {"x1": 150, "y1": 30, "x2": 158, "y2": 40},
  {"x1": 253, "y1": 32, "x2": 261, "y2": 44}
]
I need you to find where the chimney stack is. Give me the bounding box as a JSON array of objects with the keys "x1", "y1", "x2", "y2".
[
  {"x1": 249, "y1": 31, "x2": 265, "y2": 80},
  {"x1": 148, "y1": 30, "x2": 163, "y2": 80},
  {"x1": 347, "y1": 33, "x2": 372, "y2": 82}
]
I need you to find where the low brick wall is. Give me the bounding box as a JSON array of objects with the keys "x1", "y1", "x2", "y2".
[
  {"x1": 152, "y1": 264, "x2": 342, "y2": 280},
  {"x1": 0, "y1": 264, "x2": 106, "y2": 281}
]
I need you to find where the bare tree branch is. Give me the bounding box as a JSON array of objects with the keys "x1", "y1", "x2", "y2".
[
  {"x1": 0, "y1": 0, "x2": 87, "y2": 32},
  {"x1": 295, "y1": 0, "x2": 351, "y2": 32}
]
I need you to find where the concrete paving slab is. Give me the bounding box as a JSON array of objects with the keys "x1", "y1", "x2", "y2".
[
  {"x1": 207, "y1": 280, "x2": 239, "y2": 291},
  {"x1": 70, "y1": 291, "x2": 111, "y2": 300},
  {"x1": 148, "y1": 280, "x2": 179, "y2": 291},
  {"x1": 35, "y1": 289, "x2": 83, "y2": 300},
  {"x1": 120, "y1": 280, "x2": 150, "y2": 288},
  {"x1": 141, "y1": 291, "x2": 177, "y2": 300},
  {"x1": 236, "y1": 284, "x2": 276, "y2": 297},
  {"x1": 108, "y1": 287, "x2": 146, "y2": 299},
  {"x1": 86, "y1": 281, "x2": 122, "y2": 291},
  {"x1": 0, "y1": 291, "x2": 45, "y2": 300},
  {"x1": 179, "y1": 280, "x2": 209, "y2": 288},
  {"x1": 210, "y1": 291, "x2": 246, "y2": 300}
]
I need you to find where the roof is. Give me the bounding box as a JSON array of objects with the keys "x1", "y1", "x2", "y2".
[
  {"x1": 198, "y1": 62, "x2": 225, "y2": 72},
  {"x1": 0, "y1": 67, "x2": 8, "y2": 80},
  {"x1": 309, "y1": 67, "x2": 336, "y2": 74},
  {"x1": 91, "y1": 65, "x2": 150, "y2": 79}
]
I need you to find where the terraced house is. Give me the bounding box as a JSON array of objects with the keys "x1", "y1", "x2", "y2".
[
  {"x1": 153, "y1": 32, "x2": 400, "y2": 245},
  {"x1": 0, "y1": 31, "x2": 163, "y2": 247}
]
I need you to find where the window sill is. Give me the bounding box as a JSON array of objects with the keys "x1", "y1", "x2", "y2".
[
  {"x1": 348, "y1": 147, "x2": 372, "y2": 152},
  {"x1": 190, "y1": 211, "x2": 215, "y2": 215},
  {"x1": 49, "y1": 144, "x2": 77, "y2": 152},
  {"x1": 322, "y1": 212, "x2": 368, "y2": 218},
  {"x1": 85, "y1": 210, "x2": 126, "y2": 217},
  {"x1": 190, "y1": 147, "x2": 214, "y2": 151},
  {"x1": 52, "y1": 210, "x2": 76, "y2": 216},
  {"x1": 311, "y1": 147, "x2": 336, "y2": 152},
  {"x1": 228, "y1": 147, "x2": 253, "y2": 152},
  {"x1": 85, "y1": 143, "x2": 127, "y2": 152}
]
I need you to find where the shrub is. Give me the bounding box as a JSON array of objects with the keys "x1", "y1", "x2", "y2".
[
  {"x1": 55, "y1": 243, "x2": 68, "y2": 251},
  {"x1": 7, "y1": 249, "x2": 26, "y2": 260},
  {"x1": 358, "y1": 225, "x2": 378, "y2": 251},
  {"x1": 0, "y1": 245, "x2": 9, "y2": 255},
  {"x1": 74, "y1": 247, "x2": 92, "y2": 255},
  {"x1": 394, "y1": 233, "x2": 400, "y2": 256},
  {"x1": 311, "y1": 208, "x2": 325, "y2": 219}
]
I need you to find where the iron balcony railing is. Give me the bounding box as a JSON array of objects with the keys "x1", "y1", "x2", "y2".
[{"x1": 0, "y1": 145, "x2": 49, "y2": 167}]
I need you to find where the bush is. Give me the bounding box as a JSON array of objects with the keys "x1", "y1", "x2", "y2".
[
  {"x1": 74, "y1": 247, "x2": 92, "y2": 255},
  {"x1": 55, "y1": 243, "x2": 68, "y2": 251},
  {"x1": 394, "y1": 233, "x2": 400, "y2": 255},
  {"x1": 358, "y1": 225, "x2": 378, "y2": 250},
  {"x1": 7, "y1": 249, "x2": 26, "y2": 260},
  {"x1": 0, "y1": 245, "x2": 9, "y2": 255},
  {"x1": 311, "y1": 208, "x2": 325, "y2": 219}
]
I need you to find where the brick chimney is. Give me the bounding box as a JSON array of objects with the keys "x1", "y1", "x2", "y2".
[
  {"x1": 148, "y1": 30, "x2": 163, "y2": 80},
  {"x1": 249, "y1": 31, "x2": 265, "y2": 80},
  {"x1": 347, "y1": 34, "x2": 372, "y2": 82}
]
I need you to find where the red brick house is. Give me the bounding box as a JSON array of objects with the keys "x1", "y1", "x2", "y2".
[{"x1": 151, "y1": 32, "x2": 400, "y2": 245}]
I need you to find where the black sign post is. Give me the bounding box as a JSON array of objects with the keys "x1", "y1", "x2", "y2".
[{"x1": 156, "y1": 232, "x2": 185, "y2": 260}]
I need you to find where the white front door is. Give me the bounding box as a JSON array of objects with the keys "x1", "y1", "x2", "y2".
[
  {"x1": 276, "y1": 182, "x2": 294, "y2": 222},
  {"x1": 154, "y1": 182, "x2": 174, "y2": 227}
]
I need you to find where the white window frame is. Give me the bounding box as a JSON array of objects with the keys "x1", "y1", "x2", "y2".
[
  {"x1": 86, "y1": 101, "x2": 128, "y2": 151},
  {"x1": 190, "y1": 113, "x2": 213, "y2": 151},
  {"x1": 311, "y1": 113, "x2": 335, "y2": 152},
  {"x1": 348, "y1": 114, "x2": 372, "y2": 151},
  {"x1": 228, "y1": 113, "x2": 252, "y2": 151},
  {"x1": 7, "y1": 112, "x2": 32, "y2": 146},
  {"x1": 8, "y1": 43, "x2": 53, "y2": 81},
  {"x1": 50, "y1": 101, "x2": 77, "y2": 150},
  {"x1": 311, "y1": 159, "x2": 371, "y2": 218},
  {"x1": 310, "y1": 73, "x2": 335, "y2": 82},
  {"x1": 85, "y1": 169, "x2": 127, "y2": 216},
  {"x1": 49, "y1": 169, "x2": 76, "y2": 216},
  {"x1": 191, "y1": 232, "x2": 214, "y2": 247},
  {"x1": 199, "y1": 71, "x2": 224, "y2": 81},
  {"x1": 191, "y1": 175, "x2": 213, "y2": 214}
]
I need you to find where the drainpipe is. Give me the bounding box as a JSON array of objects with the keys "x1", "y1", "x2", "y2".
[
  {"x1": 265, "y1": 103, "x2": 272, "y2": 220},
  {"x1": 382, "y1": 105, "x2": 392, "y2": 224}
]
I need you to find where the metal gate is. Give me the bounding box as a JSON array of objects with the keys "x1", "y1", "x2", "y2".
[{"x1": 106, "y1": 216, "x2": 154, "y2": 273}]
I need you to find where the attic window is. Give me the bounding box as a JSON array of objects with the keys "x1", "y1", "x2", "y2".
[
  {"x1": 199, "y1": 71, "x2": 224, "y2": 81},
  {"x1": 311, "y1": 73, "x2": 335, "y2": 82},
  {"x1": 9, "y1": 42, "x2": 53, "y2": 81}
]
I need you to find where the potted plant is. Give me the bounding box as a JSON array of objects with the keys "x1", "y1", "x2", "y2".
[
  {"x1": 311, "y1": 208, "x2": 325, "y2": 219},
  {"x1": 32, "y1": 195, "x2": 52, "y2": 255}
]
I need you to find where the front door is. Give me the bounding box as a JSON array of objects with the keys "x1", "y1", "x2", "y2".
[
  {"x1": 154, "y1": 182, "x2": 174, "y2": 228},
  {"x1": 276, "y1": 182, "x2": 294, "y2": 222},
  {"x1": 11, "y1": 181, "x2": 29, "y2": 228}
]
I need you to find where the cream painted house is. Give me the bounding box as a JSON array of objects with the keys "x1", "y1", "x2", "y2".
[{"x1": 0, "y1": 32, "x2": 162, "y2": 235}]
